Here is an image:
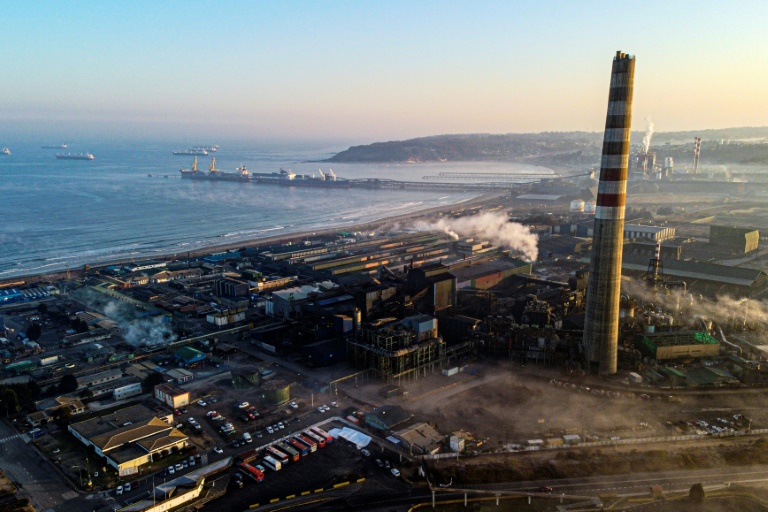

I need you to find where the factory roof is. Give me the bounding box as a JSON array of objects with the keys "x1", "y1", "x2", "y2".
[
  {"x1": 449, "y1": 258, "x2": 531, "y2": 280},
  {"x1": 622, "y1": 254, "x2": 766, "y2": 286},
  {"x1": 637, "y1": 331, "x2": 719, "y2": 349},
  {"x1": 515, "y1": 194, "x2": 564, "y2": 201}
]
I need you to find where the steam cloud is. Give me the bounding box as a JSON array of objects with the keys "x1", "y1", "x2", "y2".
[
  {"x1": 103, "y1": 300, "x2": 177, "y2": 347},
  {"x1": 621, "y1": 279, "x2": 768, "y2": 327},
  {"x1": 414, "y1": 211, "x2": 539, "y2": 261},
  {"x1": 642, "y1": 115, "x2": 654, "y2": 153}
]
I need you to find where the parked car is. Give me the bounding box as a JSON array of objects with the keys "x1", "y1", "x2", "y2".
[
  {"x1": 232, "y1": 440, "x2": 240, "y2": 448},
  {"x1": 289, "y1": 401, "x2": 298, "y2": 409},
  {"x1": 375, "y1": 459, "x2": 383, "y2": 467},
  {"x1": 124, "y1": 482, "x2": 132, "y2": 492},
  {"x1": 188, "y1": 417, "x2": 196, "y2": 424},
  {"x1": 168, "y1": 466, "x2": 175, "y2": 475},
  {"x1": 175, "y1": 463, "x2": 183, "y2": 471},
  {"x1": 360, "y1": 449, "x2": 371, "y2": 457},
  {"x1": 391, "y1": 468, "x2": 401, "y2": 477},
  {"x1": 209, "y1": 397, "x2": 218, "y2": 403},
  {"x1": 266, "y1": 426, "x2": 274, "y2": 434},
  {"x1": 331, "y1": 401, "x2": 338, "y2": 408},
  {"x1": 236, "y1": 402, "x2": 249, "y2": 409},
  {"x1": 116, "y1": 485, "x2": 123, "y2": 495},
  {"x1": 206, "y1": 411, "x2": 218, "y2": 417},
  {"x1": 213, "y1": 446, "x2": 223, "y2": 454},
  {"x1": 197, "y1": 400, "x2": 207, "y2": 407}
]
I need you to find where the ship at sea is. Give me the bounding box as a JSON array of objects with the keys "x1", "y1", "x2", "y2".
[
  {"x1": 191, "y1": 145, "x2": 218, "y2": 153},
  {"x1": 1, "y1": 148, "x2": 10, "y2": 155},
  {"x1": 173, "y1": 148, "x2": 208, "y2": 156},
  {"x1": 42, "y1": 144, "x2": 67, "y2": 149},
  {"x1": 55, "y1": 152, "x2": 95, "y2": 160},
  {"x1": 251, "y1": 168, "x2": 351, "y2": 188},
  {"x1": 180, "y1": 157, "x2": 251, "y2": 182}
]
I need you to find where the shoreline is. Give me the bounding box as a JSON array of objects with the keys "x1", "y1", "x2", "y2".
[{"x1": 5, "y1": 192, "x2": 507, "y2": 286}]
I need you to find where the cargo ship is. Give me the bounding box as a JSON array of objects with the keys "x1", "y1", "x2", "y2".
[
  {"x1": 192, "y1": 145, "x2": 218, "y2": 153},
  {"x1": 251, "y1": 168, "x2": 351, "y2": 188},
  {"x1": 173, "y1": 148, "x2": 208, "y2": 156},
  {"x1": 55, "y1": 152, "x2": 94, "y2": 160},
  {"x1": 180, "y1": 157, "x2": 251, "y2": 182}
]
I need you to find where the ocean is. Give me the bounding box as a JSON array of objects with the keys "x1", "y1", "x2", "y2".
[{"x1": 0, "y1": 139, "x2": 551, "y2": 279}]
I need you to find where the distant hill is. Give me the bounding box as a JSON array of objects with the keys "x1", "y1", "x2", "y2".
[{"x1": 324, "y1": 128, "x2": 768, "y2": 166}]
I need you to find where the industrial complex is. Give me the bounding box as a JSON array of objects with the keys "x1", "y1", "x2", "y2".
[{"x1": 3, "y1": 50, "x2": 768, "y2": 511}]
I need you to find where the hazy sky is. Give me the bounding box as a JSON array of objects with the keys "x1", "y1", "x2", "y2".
[{"x1": 2, "y1": 1, "x2": 766, "y2": 142}]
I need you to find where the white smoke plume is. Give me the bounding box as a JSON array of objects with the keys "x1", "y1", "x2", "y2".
[
  {"x1": 621, "y1": 278, "x2": 768, "y2": 328},
  {"x1": 103, "y1": 300, "x2": 177, "y2": 347},
  {"x1": 642, "y1": 115, "x2": 654, "y2": 153},
  {"x1": 414, "y1": 211, "x2": 539, "y2": 261}
]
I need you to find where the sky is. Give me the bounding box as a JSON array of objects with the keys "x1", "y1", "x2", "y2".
[{"x1": 2, "y1": 0, "x2": 767, "y2": 143}]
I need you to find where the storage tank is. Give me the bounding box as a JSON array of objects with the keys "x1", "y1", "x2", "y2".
[
  {"x1": 262, "y1": 380, "x2": 291, "y2": 406},
  {"x1": 584, "y1": 201, "x2": 597, "y2": 214},
  {"x1": 570, "y1": 200, "x2": 585, "y2": 212}
]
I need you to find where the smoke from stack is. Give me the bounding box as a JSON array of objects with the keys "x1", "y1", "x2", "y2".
[
  {"x1": 582, "y1": 51, "x2": 636, "y2": 376},
  {"x1": 412, "y1": 211, "x2": 539, "y2": 261},
  {"x1": 642, "y1": 115, "x2": 654, "y2": 153}
]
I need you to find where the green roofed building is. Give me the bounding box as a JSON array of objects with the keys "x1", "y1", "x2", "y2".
[
  {"x1": 635, "y1": 331, "x2": 720, "y2": 361},
  {"x1": 174, "y1": 346, "x2": 207, "y2": 366}
]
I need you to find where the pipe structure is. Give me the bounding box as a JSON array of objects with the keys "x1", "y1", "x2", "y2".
[{"x1": 583, "y1": 51, "x2": 636, "y2": 375}]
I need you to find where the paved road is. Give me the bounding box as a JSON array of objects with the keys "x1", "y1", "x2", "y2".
[{"x1": 0, "y1": 419, "x2": 121, "y2": 512}]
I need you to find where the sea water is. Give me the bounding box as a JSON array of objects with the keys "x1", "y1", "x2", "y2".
[{"x1": 0, "y1": 139, "x2": 551, "y2": 279}]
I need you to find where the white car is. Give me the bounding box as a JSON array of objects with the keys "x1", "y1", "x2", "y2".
[
  {"x1": 116, "y1": 485, "x2": 123, "y2": 495},
  {"x1": 391, "y1": 468, "x2": 401, "y2": 477},
  {"x1": 167, "y1": 466, "x2": 175, "y2": 475},
  {"x1": 330, "y1": 401, "x2": 338, "y2": 408},
  {"x1": 124, "y1": 482, "x2": 132, "y2": 492},
  {"x1": 237, "y1": 402, "x2": 250, "y2": 409},
  {"x1": 360, "y1": 448, "x2": 370, "y2": 457},
  {"x1": 213, "y1": 446, "x2": 224, "y2": 454},
  {"x1": 266, "y1": 426, "x2": 274, "y2": 434},
  {"x1": 289, "y1": 401, "x2": 298, "y2": 409},
  {"x1": 317, "y1": 406, "x2": 326, "y2": 413},
  {"x1": 188, "y1": 417, "x2": 196, "y2": 424},
  {"x1": 197, "y1": 400, "x2": 207, "y2": 407}
]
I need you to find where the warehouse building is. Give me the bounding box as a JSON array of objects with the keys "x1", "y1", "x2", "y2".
[
  {"x1": 68, "y1": 404, "x2": 187, "y2": 476},
  {"x1": 635, "y1": 331, "x2": 720, "y2": 361}
]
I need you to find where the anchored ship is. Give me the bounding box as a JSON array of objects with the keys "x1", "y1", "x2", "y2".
[
  {"x1": 180, "y1": 157, "x2": 251, "y2": 181},
  {"x1": 173, "y1": 148, "x2": 208, "y2": 156},
  {"x1": 42, "y1": 144, "x2": 67, "y2": 149},
  {"x1": 1, "y1": 148, "x2": 9, "y2": 155},
  {"x1": 55, "y1": 152, "x2": 94, "y2": 160}
]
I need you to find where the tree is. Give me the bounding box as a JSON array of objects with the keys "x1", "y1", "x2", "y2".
[
  {"x1": 37, "y1": 303, "x2": 48, "y2": 315},
  {"x1": 26, "y1": 322, "x2": 42, "y2": 342},
  {"x1": 59, "y1": 374, "x2": 78, "y2": 394},
  {"x1": 79, "y1": 388, "x2": 94, "y2": 399},
  {"x1": 689, "y1": 482, "x2": 705, "y2": 503},
  {"x1": 0, "y1": 387, "x2": 19, "y2": 417}
]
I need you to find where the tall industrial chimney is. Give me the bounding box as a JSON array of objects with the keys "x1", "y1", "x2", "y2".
[{"x1": 583, "y1": 51, "x2": 636, "y2": 375}]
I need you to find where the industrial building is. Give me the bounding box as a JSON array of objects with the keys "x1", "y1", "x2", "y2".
[
  {"x1": 347, "y1": 315, "x2": 445, "y2": 381},
  {"x1": 68, "y1": 404, "x2": 188, "y2": 476},
  {"x1": 635, "y1": 331, "x2": 720, "y2": 361},
  {"x1": 709, "y1": 225, "x2": 760, "y2": 255}
]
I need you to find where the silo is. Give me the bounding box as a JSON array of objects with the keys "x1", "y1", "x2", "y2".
[{"x1": 262, "y1": 380, "x2": 291, "y2": 406}]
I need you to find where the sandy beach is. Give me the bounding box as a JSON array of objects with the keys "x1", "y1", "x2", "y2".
[{"x1": 5, "y1": 192, "x2": 507, "y2": 286}]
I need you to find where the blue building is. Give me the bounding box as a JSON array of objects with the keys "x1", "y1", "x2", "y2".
[{"x1": 0, "y1": 289, "x2": 24, "y2": 305}]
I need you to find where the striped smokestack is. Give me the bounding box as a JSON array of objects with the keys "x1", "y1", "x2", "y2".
[{"x1": 583, "y1": 51, "x2": 636, "y2": 375}]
